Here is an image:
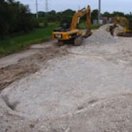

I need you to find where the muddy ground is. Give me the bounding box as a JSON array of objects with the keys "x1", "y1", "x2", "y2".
[{"x1": 1, "y1": 27, "x2": 132, "y2": 132}]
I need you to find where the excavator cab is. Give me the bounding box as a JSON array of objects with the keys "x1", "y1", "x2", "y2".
[
  {"x1": 52, "y1": 5, "x2": 92, "y2": 46},
  {"x1": 60, "y1": 20, "x2": 71, "y2": 30},
  {"x1": 54, "y1": 20, "x2": 71, "y2": 32}
]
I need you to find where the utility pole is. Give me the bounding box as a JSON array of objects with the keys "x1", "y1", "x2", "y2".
[
  {"x1": 45, "y1": 0, "x2": 49, "y2": 12},
  {"x1": 98, "y1": 0, "x2": 101, "y2": 24},
  {"x1": 35, "y1": 0, "x2": 38, "y2": 19}
]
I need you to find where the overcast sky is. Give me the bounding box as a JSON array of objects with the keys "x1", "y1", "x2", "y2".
[{"x1": 18, "y1": 0, "x2": 132, "y2": 13}]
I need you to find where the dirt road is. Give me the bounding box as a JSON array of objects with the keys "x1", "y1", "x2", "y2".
[
  {"x1": 1, "y1": 27, "x2": 132, "y2": 132},
  {"x1": 0, "y1": 41, "x2": 68, "y2": 91}
]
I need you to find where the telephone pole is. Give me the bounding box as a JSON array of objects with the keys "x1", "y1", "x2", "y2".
[
  {"x1": 98, "y1": 0, "x2": 101, "y2": 24},
  {"x1": 45, "y1": 0, "x2": 49, "y2": 12},
  {"x1": 35, "y1": 0, "x2": 38, "y2": 18}
]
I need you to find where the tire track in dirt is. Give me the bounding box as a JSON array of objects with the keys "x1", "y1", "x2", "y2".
[{"x1": 0, "y1": 46, "x2": 68, "y2": 91}]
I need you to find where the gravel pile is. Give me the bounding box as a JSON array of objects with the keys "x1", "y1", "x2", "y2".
[{"x1": 86, "y1": 25, "x2": 117, "y2": 44}]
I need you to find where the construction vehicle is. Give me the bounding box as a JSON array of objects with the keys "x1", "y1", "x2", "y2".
[
  {"x1": 52, "y1": 5, "x2": 92, "y2": 46},
  {"x1": 113, "y1": 16, "x2": 132, "y2": 37}
]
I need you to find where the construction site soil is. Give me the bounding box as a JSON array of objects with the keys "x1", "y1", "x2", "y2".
[
  {"x1": 1, "y1": 26, "x2": 132, "y2": 132},
  {"x1": 0, "y1": 45, "x2": 68, "y2": 91}
]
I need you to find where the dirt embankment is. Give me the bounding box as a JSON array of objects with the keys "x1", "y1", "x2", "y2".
[{"x1": 0, "y1": 45, "x2": 68, "y2": 91}]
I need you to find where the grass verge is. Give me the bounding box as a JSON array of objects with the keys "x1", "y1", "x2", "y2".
[
  {"x1": 79, "y1": 22, "x2": 100, "y2": 30},
  {"x1": 0, "y1": 23, "x2": 57, "y2": 57}
]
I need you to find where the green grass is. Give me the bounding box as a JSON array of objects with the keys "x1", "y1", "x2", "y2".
[
  {"x1": 0, "y1": 23, "x2": 57, "y2": 56},
  {"x1": 79, "y1": 22, "x2": 100, "y2": 30},
  {"x1": 91, "y1": 24, "x2": 101, "y2": 29}
]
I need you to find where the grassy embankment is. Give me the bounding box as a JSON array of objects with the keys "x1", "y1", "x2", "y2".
[{"x1": 0, "y1": 23, "x2": 57, "y2": 57}]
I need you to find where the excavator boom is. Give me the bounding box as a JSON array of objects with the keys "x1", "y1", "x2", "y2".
[{"x1": 70, "y1": 6, "x2": 91, "y2": 31}]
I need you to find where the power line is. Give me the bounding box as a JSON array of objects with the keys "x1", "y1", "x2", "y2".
[{"x1": 98, "y1": 0, "x2": 101, "y2": 24}]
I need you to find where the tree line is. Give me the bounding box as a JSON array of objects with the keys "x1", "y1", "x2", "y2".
[
  {"x1": 0, "y1": 0, "x2": 132, "y2": 39},
  {"x1": 0, "y1": 0, "x2": 37, "y2": 39}
]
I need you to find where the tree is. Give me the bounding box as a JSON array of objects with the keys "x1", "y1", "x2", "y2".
[
  {"x1": 102, "y1": 12, "x2": 111, "y2": 17},
  {"x1": 0, "y1": 0, "x2": 37, "y2": 38},
  {"x1": 91, "y1": 9, "x2": 98, "y2": 22},
  {"x1": 0, "y1": 0, "x2": 10, "y2": 38},
  {"x1": 112, "y1": 11, "x2": 125, "y2": 17}
]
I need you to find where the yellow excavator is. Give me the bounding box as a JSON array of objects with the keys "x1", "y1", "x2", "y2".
[
  {"x1": 113, "y1": 16, "x2": 132, "y2": 37},
  {"x1": 52, "y1": 5, "x2": 92, "y2": 46}
]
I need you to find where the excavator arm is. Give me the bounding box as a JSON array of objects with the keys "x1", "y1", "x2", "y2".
[
  {"x1": 70, "y1": 5, "x2": 92, "y2": 37},
  {"x1": 70, "y1": 6, "x2": 91, "y2": 30}
]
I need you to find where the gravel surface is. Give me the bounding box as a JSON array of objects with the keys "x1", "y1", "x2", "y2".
[
  {"x1": 0, "y1": 44, "x2": 67, "y2": 91},
  {"x1": 0, "y1": 26, "x2": 132, "y2": 132},
  {"x1": 86, "y1": 26, "x2": 117, "y2": 44}
]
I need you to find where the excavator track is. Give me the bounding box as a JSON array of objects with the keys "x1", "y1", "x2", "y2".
[{"x1": 117, "y1": 32, "x2": 132, "y2": 37}]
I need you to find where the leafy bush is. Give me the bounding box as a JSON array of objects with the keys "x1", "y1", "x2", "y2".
[{"x1": 0, "y1": 0, "x2": 37, "y2": 38}]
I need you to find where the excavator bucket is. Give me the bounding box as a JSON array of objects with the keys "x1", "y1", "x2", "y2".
[{"x1": 113, "y1": 17, "x2": 132, "y2": 37}]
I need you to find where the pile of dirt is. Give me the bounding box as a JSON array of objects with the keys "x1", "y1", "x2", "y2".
[
  {"x1": 87, "y1": 25, "x2": 117, "y2": 44},
  {"x1": 0, "y1": 46, "x2": 68, "y2": 91}
]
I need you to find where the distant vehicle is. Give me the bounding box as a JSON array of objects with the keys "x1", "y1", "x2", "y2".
[{"x1": 52, "y1": 5, "x2": 92, "y2": 46}]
